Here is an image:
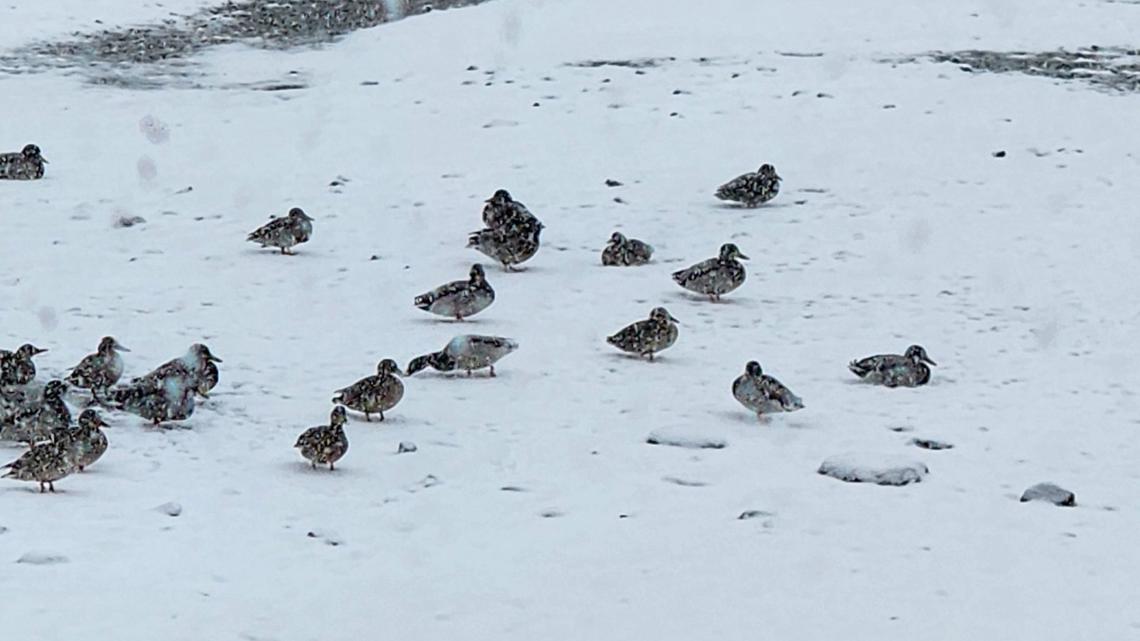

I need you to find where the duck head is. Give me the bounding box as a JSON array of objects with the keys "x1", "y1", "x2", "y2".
[
  {"x1": 288, "y1": 207, "x2": 314, "y2": 222},
  {"x1": 608, "y1": 231, "x2": 627, "y2": 246},
  {"x1": 905, "y1": 345, "x2": 936, "y2": 366},
  {"x1": 330, "y1": 405, "x2": 348, "y2": 428},
  {"x1": 744, "y1": 360, "x2": 763, "y2": 377},
  {"x1": 189, "y1": 343, "x2": 222, "y2": 363},
  {"x1": 98, "y1": 336, "x2": 130, "y2": 353},
  {"x1": 78, "y1": 409, "x2": 109, "y2": 430},
  {"x1": 758, "y1": 163, "x2": 780, "y2": 180},
  {"x1": 43, "y1": 380, "x2": 68, "y2": 399},
  {"x1": 469, "y1": 263, "x2": 487, "y2": 285},
  {"x1": 719, "y1": 243, "x2": 749, "y2": 261},
  {"x1": 22, "y1": 144, "x2": 47, "y2": 163},
  {"x1": 377, "y1": 358, "x2": 404, "y2": 376},
  {"x1": 406, "y1": 351, "x2": 449, "y2": 376},
  {"x1": 485, "y1": 189, "x2": 513, "y2": 205},
  {"x1": 16, "y1": 344, "x2": 47, "y2": 358},
  {"x1": 649, "y1": 307, "x2": 679, "y2": 324}
]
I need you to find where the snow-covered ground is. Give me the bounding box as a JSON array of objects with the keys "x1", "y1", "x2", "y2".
[{"x1": 3, "y1": 0, "x2": 1140, "y2": 639}]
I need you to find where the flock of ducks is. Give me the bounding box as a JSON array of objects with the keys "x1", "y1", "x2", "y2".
[{"x1": 3, "y1": 144, "x2": 938, "y2": 486}]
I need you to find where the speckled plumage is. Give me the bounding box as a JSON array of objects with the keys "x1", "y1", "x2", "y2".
[
  {"x1": 295, "y1": 406, "x2": 349, "y2": 470},
  {"x1": 468, "y1": 219, "x2": 544, "y2": 271},
  {"x1": 414, "y1": 264, "x2": 495, "y2": 320},
  {"x1": 849, "y1": 345, "x2": 936, "y2": 388},
  {"x1": 672, "y1": 243, "x2": 749, "y2": 301},
  {"x1": 332, "y1": 359, "x2": 405, "y2": 421},
  {"x1": 67, "y1": 336, "x2": 129, "y2": 400},
  {"x1": 606, "y1": 307, "x2": 679, "y2": 360},
  {"x1": 247, "y1": 207, "x2": 314, "y2": 254},
  {"x1": 110, "y1": 377, "x2": 195, "y2": 426},
  {"x1": 406, "y1": 335, "x2": 518, "y2": 377},
  {"x1": 601, "y1": 231, "x2": 654, "y2": 266},
  {"x1": 0, "y1": 343, "x2": 47, "y2": 387},
  {"x1": 0, "y1": 144, "x2": 47, "y2": 180},
  {"x1": 3, "y1": 440, "x2": 76, "y2": 493},
  {"x1": 51, "y1": 409, "x2": 109, "y2": 471},
  {"x1": 131, "y1": 343, "x2": 221, "y2": 399},
  {"x1": 715, "y1": 164, "x2": 781, "y2": 207},
  {"x1": 732, "y1": 361, "x2": 804, "y2": 417},
  {"x1": 0, "y1": 380, "x2": 70, "y2": 444},
  {"x1": 481, "y1": 189, "x2": 538, "y2": 230}
]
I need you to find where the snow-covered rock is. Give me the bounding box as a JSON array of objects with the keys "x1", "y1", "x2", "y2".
[
  {"x1": 1020, "y1": 483, "x2": 1076, "y2": 507},
  {"x1": 818, "y1": 454, "x2": 929, "y2": 486},
  {"x1": 911, "y1": 438, "x2": 954, "y2": 450},
  {"x1": 16, "y1": 552, "x2": 69, "y2": 565},
  {"x1": 154, "y1": 501, "x2": 182, "y2": 517},
  {"x1": 397, "y1": 441, "x2": 417, "y2": 454},
  {"x1": 645, "y1": 427, "x2": 727, "y2": 450}
]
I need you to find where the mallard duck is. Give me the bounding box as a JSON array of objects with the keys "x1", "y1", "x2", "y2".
[
  {"x1": 3, "y1": 440, "x2": 76, "y2": 492},
  {"x1": 715, "y1": 163, "x2": 781, "y2": 207},
  {"x1": 468, "y1": 219, "x2": 544, "y2": 271},
  {"x1": 0, "y1": 380, "x2": 70, "y2": 444},
  {"x1": 406, "y1": 335, "x2": 518, "y2": 377},
  {"x1": 51, "y1": 409, "x2": 109, "y2": 472},
  {"x1": 606, "y1": 307, "x2": 679, "y2": 360},
  {"x1": 295, "y1": 406, "x2": 349, "y2": 470},
  {"x1": 849, "y1": 345, "x2": 936, "y2": 387},
  {"x1": 481, "y1": 189, "x2": 538, "y2": 229},
  {"x1": 0, "y1": 343, "x2": 47, "y2": 387},
  {"x1": 0, "y1": 144, "x2": 47, "y2": 180},
  {"x1": 131, "y1": 343, "x2": 221, "y2": 399},
  {"x1": 732, "y1": 361, "x2": 803, "y2": 418},
  {"x1": 672, "y1": 243, "x2": 748, "y2": 301},
  {"x1": 110, "y1": 377, "x2": 195, "y2": 426},
  {"x1": 332, "y1": 359, "x2": 405, "y2": 421},
  {"x1": 66, "y1": 336, "x2": 129, "y2": 402},
  {"x1": 247, "y1": 207, "x2": 314, "y2": 254},
  {"x1": 601, "y1": 231, "x2": 654, "y2": 266},
  {"x1": 414, "y1": 264, "x2": 495, "y2": 320}
]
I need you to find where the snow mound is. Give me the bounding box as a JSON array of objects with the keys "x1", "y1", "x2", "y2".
[
  {"x1": 1020, "y1": 483, "x2": 1076, "y2": 507},
  {"x1": 646, "y1": 427, "x2": 727, "y2": 450},
  {"x1": 818, "y1": 453, "x2": 929, "y2": 486},
  {"x1": 16, "y1": 552, "x2": 69, "y2": 565}
]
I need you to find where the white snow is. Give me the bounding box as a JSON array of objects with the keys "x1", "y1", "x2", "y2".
[
  {"x1": 646, "y1": 426, "x2": 728, "y2": 449},
  {"x1": 818, "y1": 453, "x2": 930, "y2": 486},
  {"x1": 3, "y1": 0, "x2": 1140, "y2": 639}
]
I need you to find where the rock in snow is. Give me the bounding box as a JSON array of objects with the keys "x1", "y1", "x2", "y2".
[
  {"x1": 646, "y1": 427, "x2": 727, "y2": 450},
  {"x1": 155, "y1": 501, "x2": 183, "y2": 517},
  {"x1": 818, "y1": 453, "x2": 928, "y2": 486},
  {"x1": 397, "y1": 441, "x2": 417, "y2": 454},
  {"x1": 16, "y1": 552, "x2": 69, "y2": 565},
  {"x1": 1020, "y1": 483, "x2": 1076, "y2": 507},
  {"x1": 911, "y1": 437, "x2": 954, "y2": 450}
]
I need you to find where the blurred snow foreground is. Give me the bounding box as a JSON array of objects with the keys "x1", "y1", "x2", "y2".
[{"x1": 2, "y1": 0, "x2": 1139, "y2": 639}]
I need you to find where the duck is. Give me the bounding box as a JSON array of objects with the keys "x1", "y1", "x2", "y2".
[
  {"x1": 848, "y1": 345, "x2": 936, "y2": 387},
  {"x1": 3, "y1": 440, "x2": 76, "y2": 493},
  {"x1": 66, "y1": 336, "x2": 129, "y2": 402},
  {"x1": 0, "y1": 144, "x2": 48, "y2": 180},
  {"x1": 414, "y1": 264, "x2": 495, "y2": 320},
  {"x1": 331, "y1": 359, "x2": 405, "y2": 421},
  {"x1": 406, "y1": 335, "x2": 518, "y2": 377},
  {"x1": 131, "y1": 343, "x2": 221, "y2": 399},
  {"x1": 50, "y1": 409, "x2": 109, "y2": 472},
  {"x1": 468, "y1": 218, "x2": 544, "y2": 271},
  {"x1": 247, "y1": 207, "x2": 314, "y2": 255},
  {"x1": 601, "y1": 231, "x2": 654, "y2": 266},
  {"x1": 295, "y1": 406, "x2": 349, "y2": 470},
  {"x1": 109, "y1": 377, "x2": 195, "y2": 426},
  {"x1": 715, "y1": 163, "x2": 781, "y2": 207},
  {"x1": 0, "y1": 380, "x2": 70, "y2": 444},
  {"x1": 732, "y1": 361, "x2": 804, "y2": 418},
  {"x1": 672, "y1": 243, "x2": 748, "y2": 301},
  {"x1": 481, "y1": 189, "x2": 538, "y2": 230},
  {"x1": 0, "y1": 343, "x2": 47, "y2": 387},
  {"x1": 606, "y1": 307, "x2": 679, "y2": 361}
]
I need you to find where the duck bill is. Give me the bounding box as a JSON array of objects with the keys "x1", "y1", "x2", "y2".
[
  {"x1": 32, "y1": 347, "x2": 48, "y2": 355},
  {"x1": 923, "y1": 356, "x2": 937, "y2": 366},
  {"x1": 208, "y1": 354, "x2": 223, "y2": 363},
  {"x1": 737, "y1": 253, "x2": 750, "y2": 260},
  {"x1": 114, "y1": 341, "x2": 131, "y2": 352},
  {"x1": 667, "y1": 313, "x2": 680, "y2": 323}
]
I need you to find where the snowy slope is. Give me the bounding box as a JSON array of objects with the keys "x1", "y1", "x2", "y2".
[{"x1": 2, "y1": 0, "x2": 1140, "y2": 639}]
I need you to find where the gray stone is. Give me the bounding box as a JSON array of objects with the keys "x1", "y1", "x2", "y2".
[
  {"x1": 1020, "y1": 483, "x2": 1076, "y2": 507},
  {"x1": 818, "y1": 453, "x2": 928, "y2": 486},
  {"x1": 154, "y1": 501, "x2": 182, "y2": 517},
  {"x1": 397, "y1": 441, "x2": 417, "y2": 454},
  {"x1": 911, "y1": 438, "x2": 954, "y2": 450}
]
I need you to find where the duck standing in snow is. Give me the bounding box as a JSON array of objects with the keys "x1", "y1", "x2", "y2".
[
  {"x1": 732, "y1": 361, "x2": 803, "y2": 418},
  {"x1": 131, "y1": 343, "x2": 221, "y2": 399},
  {"x1": 606, "y1": 307, "x2": 679, "y2": 361},
  {"x1": 332, "y1": 359, "x2": 405, "y2": 421},
  {"x1": 0, "y1": 144, "x2": 47, "y2": 180},
  {"x1": 295, "y1": 405, "x2": 349, "y2": 470},
  {"x1": 0, "y1": 380, "x2": 70, "y2": 444},
  {"x1": 66, "y1": 336, "x2": 129, "y2": 402},
  {"x1": 414, "y1": 264, "x2": 495, "y2": 321},
  {"x1": 672, "y1": 243, "x2": 749, "y2": 301},
  {"x1": 406, "y1": 335, "x2": 518, "y2": 377},
  {"x1": 715, "y1": 163, "x2": 781, "y2": 207},
  {"x1": 110, "y1": 377, "x2": 195, "y2": 426},
  {"x1": 468, "y1": 218, "x2": 544, "y2": 271},
  {"x1": 481, "y1": 189, "x2": 538, "y2": 230},
  {"x1": 601, "y1": 231, "x2": 654, "y2": 266},
  {"x1": 247, "y1": 207, "x2": 314, "y2": 255},
  {"x1": 51, "y1": 409, "x2": 109, "y2": 472},
  {"x1": 849, "y1": 345, "x2": 936, "y2": 387},
  {"x1": 0, "y1": 343, "x2": 47, "y2": 387},
  {"x1": 3, "y1": 440, "x2": 77, "y2": 493}
]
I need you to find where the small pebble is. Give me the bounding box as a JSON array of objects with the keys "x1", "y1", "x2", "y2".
[
  {"x1": 154, "y1": 501, "x2": 182, "y2": 517},
  {"x1": 397, "y1": 441, "x2": 417, "y2": 454},
  {"x1": 993, "y1": 150, "x2": 1007, "y2": 157}
]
